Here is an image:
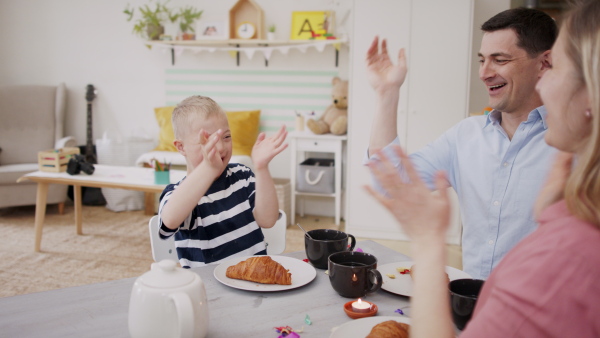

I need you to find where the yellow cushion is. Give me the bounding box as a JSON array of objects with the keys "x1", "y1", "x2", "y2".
[
  {"x1": 154, "y1": 106, "x2": 177, "y2": 152},
  {"x1": 153, "y1": 106, "x2": 261, "y2": 156},
  {"x1": 226, "y1": 110, "x2": 261, "y2": 156}
]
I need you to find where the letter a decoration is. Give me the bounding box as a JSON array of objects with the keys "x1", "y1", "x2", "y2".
[{"x1": 290, "y1": 11, "x2": 335, "y2": 40}]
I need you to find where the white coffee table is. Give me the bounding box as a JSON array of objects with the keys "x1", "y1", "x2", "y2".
[{"x1": 17, "y1": 165, "x2": 186, "y2": 252}]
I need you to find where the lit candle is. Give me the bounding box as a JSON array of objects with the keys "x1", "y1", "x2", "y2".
[{"x1": 351, "y1": 298, "x2": 371, "y2": 313}]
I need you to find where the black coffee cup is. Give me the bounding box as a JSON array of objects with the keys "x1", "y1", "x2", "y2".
[
  {"x1": 328, "y1": 251, "x2": 382, "y2": 298},
  {"x1": 304, "y1": 229, "x2": 356, "y2": 269},
  {"x1": 449, "y1": 278, "x2": 485, "y2": 331}
]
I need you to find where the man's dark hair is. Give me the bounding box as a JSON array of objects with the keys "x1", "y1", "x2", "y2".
[{"x1": 482, "y1": 8, "x2": 558, "y2": 57}]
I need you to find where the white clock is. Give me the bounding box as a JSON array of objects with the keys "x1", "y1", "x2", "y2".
[{"x1": 237, "y1": 22, "x2": 256, "y2": 39}]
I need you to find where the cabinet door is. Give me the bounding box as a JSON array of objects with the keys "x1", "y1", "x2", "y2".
[
  {"x1": 346, "y1": 0, "x2": 473, "y2": 244},
  {"x1": 405, "y1": 0, "x2": 473, "y2": 153},
  {"x1": 346, "y1": 0, "x2": 412, "y2": 240}
]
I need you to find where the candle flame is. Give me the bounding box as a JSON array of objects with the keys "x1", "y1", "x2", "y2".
[
  {"x1": 352, "y1": 273, "x2": 358, "y2": 282},
  {"x1": 357, "y1": 298, "x2": 363, "y2": 305}
]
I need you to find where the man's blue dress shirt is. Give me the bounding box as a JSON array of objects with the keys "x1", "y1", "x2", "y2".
[{"x1": 370, "y1": 106, "x2": 557, "y2": 279}]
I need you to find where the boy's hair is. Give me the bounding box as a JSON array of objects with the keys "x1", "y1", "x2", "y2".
[
  {"x1": 172, "y1": 96, "x2": 227, "y2": 139},
  {"x1": 481, "y1": 7, "x2": 558, "y2": 58}
]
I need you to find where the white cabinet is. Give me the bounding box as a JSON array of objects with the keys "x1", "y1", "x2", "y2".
[
  {"x1": 345, "y1": 0, "x2": 474, "y2": 245},
  {"x1": 289, "y1": 132, "x2": 347, "y2": 226}
]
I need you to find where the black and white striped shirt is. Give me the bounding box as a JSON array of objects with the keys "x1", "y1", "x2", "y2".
[{"x1": 158, "y1": 163, "x2": 266, "y2": 268}]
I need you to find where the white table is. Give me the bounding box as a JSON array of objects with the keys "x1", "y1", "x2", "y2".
[
  {"x1": 0, "y1": 240, "x2": 411, "y2": 338},
  {"x1": 17, "y1": 165, "x2": 186, "y2": 252},
  {"x1": 289, "y1": 132, "x2": 347, "y2": 226}
]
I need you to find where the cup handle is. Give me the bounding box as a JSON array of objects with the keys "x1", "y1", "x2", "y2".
[
  {"x1": 367, "y1": 269, "x2": 383, "y2": 294},
  {"x1": 347, "y1": 234, "x2": 356, "y2": 251}
]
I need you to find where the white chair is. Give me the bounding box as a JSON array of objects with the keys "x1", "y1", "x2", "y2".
[
  {"x1": 148, "y1": 210, "x2": 287, "y2": 262},
  {"x1": 262, "y1": 210, "x2": 287, "y2": 255},
  {"x1": 148, "y1": 216, "x2": 178, "y2": 262}
]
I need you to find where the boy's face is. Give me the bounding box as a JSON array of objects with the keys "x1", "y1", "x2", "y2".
[{"x1": 175, "y1": 115, "x2": 232, "y2": 173}]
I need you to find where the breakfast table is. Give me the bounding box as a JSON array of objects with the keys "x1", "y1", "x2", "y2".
[{"x1": 0, "y1": 240, "x2": 414, "y2": 337}]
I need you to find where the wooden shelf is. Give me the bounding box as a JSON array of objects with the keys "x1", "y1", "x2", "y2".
[{"x1": 145, "y1": 38, "x2": 347, "y2": 66}]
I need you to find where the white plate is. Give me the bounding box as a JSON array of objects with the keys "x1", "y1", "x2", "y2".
[
  {"x1": 330, "y1": 316, "x2": 410, "y2": 337},
  {"x1": 379, "y1": 260, "x2": 472, "y2": 297},
  {"x1": 213, "y1": 255, "x2": 317, "y2": 292}
]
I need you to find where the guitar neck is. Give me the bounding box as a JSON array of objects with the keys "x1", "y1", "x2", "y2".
[{"x1": 85, "y1": 102, "x2": 97, "y2": 163}]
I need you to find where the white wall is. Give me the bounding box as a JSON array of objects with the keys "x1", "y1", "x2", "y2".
[{"x1": 0, "y1": 0, "x2": 351, "y2": 183}]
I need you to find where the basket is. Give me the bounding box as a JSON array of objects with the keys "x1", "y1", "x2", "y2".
[{"x1": 37, "y1": 147, "x2": 80, "y2": 172}]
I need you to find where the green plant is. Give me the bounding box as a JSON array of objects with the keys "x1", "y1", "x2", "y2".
[
  {"x1": 123, "y1": 0, "x2": 178, "y2": 40},
  {"x1": 178, "y1": 6, "x2": 203, "y2": 34},
  {"x1": 268, "y1": 24, "x2": 276, "y2": 33}
]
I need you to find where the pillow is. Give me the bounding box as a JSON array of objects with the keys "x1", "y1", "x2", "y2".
[
  {"x1": 226, "y1": 110, "x2": 261, "y2": 156},
  {"x1": 153, "y1": 106, "x2": 260, "y2": 155},
  {"x1": 153, "y1": 106, "x2": 177, "y2": 152}
]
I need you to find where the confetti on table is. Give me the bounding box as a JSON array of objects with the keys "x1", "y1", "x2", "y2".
[
  {"x1": 302, "y1": 259, "x2": 309, "y2": 263},
  {"x1": 396, "y1": 267, "x2": 411, "y2": 274},
  {"x1": 275, "y1": 326, "x2": 300, "y2": 337},
  {"x1": 395, "y1": 308, "x2": 404, "y2": 315},
  {"x1": 355, "y1": 247, "x2": 363, "y2": 253},
  {"x1": 304, "y1": 314, "x2": 312, "y2": 325},
  {"x1": 386, "y1": 274, "x2": 396, "y2": 279}
]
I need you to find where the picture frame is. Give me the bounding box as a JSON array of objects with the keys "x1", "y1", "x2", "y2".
[
  {"x1": 197, "y1": 17, "x2": 229, "y2": 40},
  {"x1": 290, "y1": 11, "x2": 335, "y2": 40}
]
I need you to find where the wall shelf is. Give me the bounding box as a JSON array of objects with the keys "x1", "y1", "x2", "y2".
[{"x1": 146, "y1": 38, "x2": 347, "y2": 67}]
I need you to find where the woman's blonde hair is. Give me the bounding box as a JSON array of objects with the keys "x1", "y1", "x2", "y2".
[
  {"x1": 562, "y1": 0, "x2": 600, "y2": 226},
  {"x1": 171, "y1": 96, "x2": 227, "y2": 139}
]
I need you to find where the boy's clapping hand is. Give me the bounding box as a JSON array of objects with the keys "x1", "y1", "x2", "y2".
[
  {"x1": 199, "y1": 129, "x2": 224, "y2": 177},
  {"x1": 252, "y1": 125, "x2": 288, "y2": 170}
]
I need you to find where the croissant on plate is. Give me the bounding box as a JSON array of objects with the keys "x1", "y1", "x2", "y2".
[
  {"x1": 366, "y1": 320, "x2": 410, "y2": 338},
  {"x1": 225, "y1": 256, "x2": 292, "y2": 285}
]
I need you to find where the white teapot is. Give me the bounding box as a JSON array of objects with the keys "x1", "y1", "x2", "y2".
[{"x1": 128, "y1": 260, "x2": 209, "y2": 338}]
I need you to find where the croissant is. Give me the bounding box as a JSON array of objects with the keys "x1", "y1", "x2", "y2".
[
  {"x1": 226, "y1": 256, "x2": 292, "y2": 285},
  {"x1": 366, "y1": 320, "x2": 409, "y2": 338}
]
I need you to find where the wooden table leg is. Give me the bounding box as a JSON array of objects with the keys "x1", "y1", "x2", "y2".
[
  {"x1": 34, "y1": 183, "x2": 49, "y2": 252},
  {"x1": 144, "y1": 192, "x2": 156, "y2": 215},
  {"x1": 74, "y1": 185, "x2": 83, "y2": 235}
]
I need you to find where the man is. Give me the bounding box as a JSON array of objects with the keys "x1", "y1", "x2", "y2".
[{"x1": 366, "y1": 8, "x2": 558, "y2": 279}]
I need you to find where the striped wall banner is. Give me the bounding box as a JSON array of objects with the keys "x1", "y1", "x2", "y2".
[{"x1": 165, "y1": 68, "x2": 339, "y2": 132}]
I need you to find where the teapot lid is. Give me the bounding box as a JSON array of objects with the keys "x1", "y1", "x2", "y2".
[{"x1": 140, "y1": 260, "x2": 196, "y2": 288}]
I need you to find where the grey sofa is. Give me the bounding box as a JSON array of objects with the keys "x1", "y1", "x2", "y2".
[{"x1": 0, "y1": 83, "x2": 75, "y2": 210}]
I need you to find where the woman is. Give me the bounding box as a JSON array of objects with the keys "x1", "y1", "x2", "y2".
[{"x1": 366, "y1": 0, "x2": 600, "y2": 336}]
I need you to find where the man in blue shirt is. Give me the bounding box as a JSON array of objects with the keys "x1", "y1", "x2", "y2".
[{"x1": 366, "y1": 8, "x2": 558, "y2": 279}]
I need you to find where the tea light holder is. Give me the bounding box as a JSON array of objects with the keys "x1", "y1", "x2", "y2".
[{"x1": 343, "y1": 299, "x2": 378, "y2": 319}]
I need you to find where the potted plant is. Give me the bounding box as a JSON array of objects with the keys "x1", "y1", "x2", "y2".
[
  {"x1": 124, "y1": 0, "x2": 178, "y2": 40},
  {"x1": 267, "y1": 24, "x2": 276, "y2": 41},
  {"x1": 177, "y1": 6, "x2": 203, "y2": 40}
]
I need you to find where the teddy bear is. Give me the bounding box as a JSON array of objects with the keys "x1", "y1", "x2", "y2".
[{"x1": 307, "y1": 76, "x2": 348, "y2": 135}]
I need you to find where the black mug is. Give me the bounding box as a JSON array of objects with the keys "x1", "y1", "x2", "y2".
[
  {"x1": 449, "y1": 278, "x2": 485, "y2": 331},
  {"x1": 305, "y1": 229, "x2": 356, "y2": 269},
  {"x1": 328, "y1": 251, "x2": 382, "y2": 298}
]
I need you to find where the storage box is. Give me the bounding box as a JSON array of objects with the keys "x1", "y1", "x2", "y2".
[
  {"x1": 37, "y1": 147, "x2": 80, "y2": 172},
  {"x1": 296, "y1": 158, "x2": 335, "y2": 194},
  {"x1": 273, "y1": 178, "x2": 291, "y2": 226}
]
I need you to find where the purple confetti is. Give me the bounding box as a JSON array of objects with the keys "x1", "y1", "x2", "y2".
[
  {"x1": 395, "y1": 308, "x2": 404, "y2": 315},
  {"x1": 355, "y1": 247, "x2": 363, "y2": 253}
]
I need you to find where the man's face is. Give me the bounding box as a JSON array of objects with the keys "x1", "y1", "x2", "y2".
[
  {"x1": 478, "y1": 29, "x2": 546, "y2": 114},
  {"x1": 176, "y1": 115, "x2": 232, "y2": 173}
]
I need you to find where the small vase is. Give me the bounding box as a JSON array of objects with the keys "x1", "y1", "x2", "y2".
[
  {"x1": 147, "y1": 24, "x2": 165, "y2": 41},
  {"x1": 267, "y1": 32, "x2": 276, "y2": 41},
  {"x1": 181, "y1": 32, "x2": 196, "y2": 41}
]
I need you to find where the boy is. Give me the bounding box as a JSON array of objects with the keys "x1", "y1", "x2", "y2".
[{"x1": 158, "y1": 96, "x2": 288, "y2": 268}]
